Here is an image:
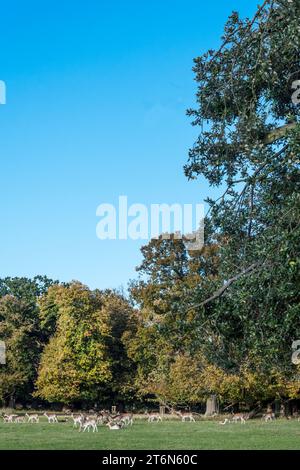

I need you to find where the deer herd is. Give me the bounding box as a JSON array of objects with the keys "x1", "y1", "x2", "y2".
[
  {"x1": 0, "y1": 410, "x2": 135, "y2": 432},
  {"x1": 0, "y1": 407, "x2": 296, "y2": 431},
  {"x1": 219, "y1": 411, "x2": 282, "y2": 425},
  {"x1": 0, "y1": 408, "x2": 197, "y2": 430}
]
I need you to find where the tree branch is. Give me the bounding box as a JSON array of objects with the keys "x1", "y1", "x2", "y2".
[
  {"x1": 264, "y1": 122, "x2": 298, "y2": 145},
  {"x1": 188, "y1": 262, "x2": 261, "y2": 311},
  {"x1": 208, "y1": 0, "x2": 271, "y2": 65},
  {"x1": 233, "y1": 145, "x2": 288, "y2": 211}
]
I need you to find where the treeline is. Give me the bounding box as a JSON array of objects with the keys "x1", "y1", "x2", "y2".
[
  {"x1": 0, "y1": 223, "x2": 299, "y2": 411},
  {"x1": 0, "y1": 277, "x2": 138, "y2": 408}
]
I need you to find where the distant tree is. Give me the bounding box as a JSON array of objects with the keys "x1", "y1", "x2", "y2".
[
  {"x1": 0, "y1": 276, "x2": 57, "y2": 302},
  {"x1": 128, "y1": 235, "x2": 221, "y2": 407},
  {"x1": 0, "y1": 276, "x2": 57, "y2": 406},
  {"x1": 35, "y1": 282, "x2": 112, "y2": 403},
  {"x1": 0, "y1": 296, "x2": 41, "y2": 407},
  {"x1": 35, "y1": 283, "x2": 137, "y2": 405},
  {"x1": 98, "y1": 289, "x2": 138, "y2": 404}
]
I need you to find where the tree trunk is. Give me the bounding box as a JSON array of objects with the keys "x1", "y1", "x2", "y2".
[
  {"x1": 205, "y1": 395, "x2": 219, "y2": 416},
  {"x1": 9, "y1": 395, "x2": 16, "y2": 409}
]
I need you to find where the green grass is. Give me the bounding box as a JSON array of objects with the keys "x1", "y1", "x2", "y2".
[{"x1": 1, "y1": 419, "x2": 300, "y2": 450}]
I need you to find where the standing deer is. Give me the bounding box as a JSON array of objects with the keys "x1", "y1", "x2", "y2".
[
  {"x1": 117, "y1": 413, "x2": 133, "y2": 426},
  {"x1": 146, "y1": 412, "x2": 162, "y2": 423},
  {"x1": 25, "y1": 413, "x2": 39, "y2": 423},
  {"x1": 177, "y1": 411, "x2": 196, "y2": 422},
  {"x1": 79, "y1": 417, "x2": 98, "y2": 433},
  {"x1": 171, "y1": 408, "x2": 196, "y2": 422},
  {"x1": 3, "y1": 414, "x2": 18, "y2": 423},
  {"x1": 15, "y1": 416, "x2": 26, "y2": 423},
  {"x1": 43, "y1": 412, "x2": 58, "y2": 423},
  {"x1": 71, "y1": 413, "x2": 84, "y2": 428},
  {"x1": 231, "y1": 413, "x2": 249, "y2": 424}
]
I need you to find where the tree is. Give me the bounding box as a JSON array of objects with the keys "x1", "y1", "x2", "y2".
[
  {"x1": 35, "y1": 283, "x2": 137, "y2": 405},
  {"x1": 128, "y1": 235, "x2": 221, "y2": 407},
  {"x1": 99, "y1": 289, "x2": 138, "y2": 404},
  {"x1": 129, "y1": 1, "x2": 300, "y2": 409},
  {"x1": 0, "y1": 276, "x2": 57, "y2": 303},
  {"x1": 35, "y1": 282, "x2": 112, "y2": 404},
  {"x1": 0, "y1": 276, "x2": 56, "y2": 406},
  {"x1": 183, "y1": 0, "x2": 300, "y2": 399},
  {"x1": 0, "y1": 296, "x2": 41, "y2": 407}
]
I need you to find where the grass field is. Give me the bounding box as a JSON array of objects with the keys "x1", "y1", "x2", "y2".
[{"x1": 1, "y1": 419, "x2": 300, "y2": 450}]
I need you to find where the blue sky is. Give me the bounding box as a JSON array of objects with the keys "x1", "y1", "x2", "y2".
[{"x1": 0, "y1": 0, "x2": 259, "y2": 290}]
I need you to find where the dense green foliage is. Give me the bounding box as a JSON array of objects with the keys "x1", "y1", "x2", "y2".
[
  {"x1": 127, "y1": 0, "x2": 300, "y2": 408},
  {"x1": 0, "y1": 278, "x2": 137, "y2": 407},
  {"x1": 0, "y1": 277, "x2": 57, "y2": 406}
]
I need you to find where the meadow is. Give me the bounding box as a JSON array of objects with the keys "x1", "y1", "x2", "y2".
[{"x1": 0, "y1": 418, "x2": 300, "y2": 450}]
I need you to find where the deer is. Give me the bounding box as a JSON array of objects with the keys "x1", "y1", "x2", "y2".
[
  {"x1": 98, "y1": 410, "x2": 111, "y2": 424},
  {"x1": 114, "y1": 413, "x2": 133, "y2": 427},
  {"x1": 177, "y1": 411, "x2": 196, "y2": 422},
  {"x1": 25, "y1": 413, "x2": 39, "y2": 423},
  {"x1": 79, "y1": 417, "x2": 98, "y2": 433},
  {"x1": 117, "y1": 414, "x2": 133, "y2": 427},
  {"x1": 219, "y1": 418, "x2": 230, "y2": 425},
  {"x1": 146, "y1": 412, "x2": 162, "y2": 423},
  {"x1": 96, "y1": 413, "x2": 107, "y2": 425},
  {"x1": 3, "y1": 414, "x2": 18, "y2": 423},
  {"x1": 262, "y1": 412, "x2": 275, "y2": 422},
  {"x1": 106, "y1": 420, "x2": 124, "y2": 430},
  {"x1": 15, "y1": 416, "x2": 26, "y2": 423},
  {"x1": 122, "y1": 413, "x2": 133, "y2": 426},
  {"x1": 231, "y1": 413, "x2": 249, "y2": 424},
  {"x1": 171, "y1": 407, "x2": 196, "y2": 422},
  {"x1": 43, "y1": 412, "x2": 58, "y2": 423},
  {"x1": 71, "y1": 413, "x2": 84, "y2": 428}
]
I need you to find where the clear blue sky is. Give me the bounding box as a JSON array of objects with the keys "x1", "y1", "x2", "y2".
[{"x1": 0, "y1": 0, "x2": 259, "y2": 290}]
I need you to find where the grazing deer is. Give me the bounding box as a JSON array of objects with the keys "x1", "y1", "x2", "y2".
[
  {"x1": 177, "y1": 411, "x2": 196, "y2": 422},
  {"x1": 96, "y1": 414, "x2": 104, "y2": 425},
  {"x1": 15, "y1": 416, "x2": 25, "y2": 423},
  {"x1": 25, "y1": 413, "x2": 39, "y2": 423},
  {"x1": 43, "y1": 412, "x2": 58, "y2": 423},
  {"x1": 171, "y1": 408, "x2": 196, "y2": 422},
  {"x1": 79, "y1": 417, "x2": 98, "y2": 433},
  {"x1": 219, "y1": 418, "x2": 229, "y2": 425},
  {"x1": 146, "y1": 412, "x2": 162, "y2": 423},
  {"x1": 115, "y1": 413, "x2": 133, "y2": 427},
  {"x1": 122, "y1": 413, "x2": 133, "y2": 426},
  {"x1": 262, "y1": 412, "x2": 275, "y2": 422},
  {"x1": 3, "y1": 414, "x2": 18, "y2": 423},
  {"x1": 231, "y1": 413, "x2": 249, "y2": 424},
  {"x1": 98, "y1": 410, "x2": 111, "y2": 424}
]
